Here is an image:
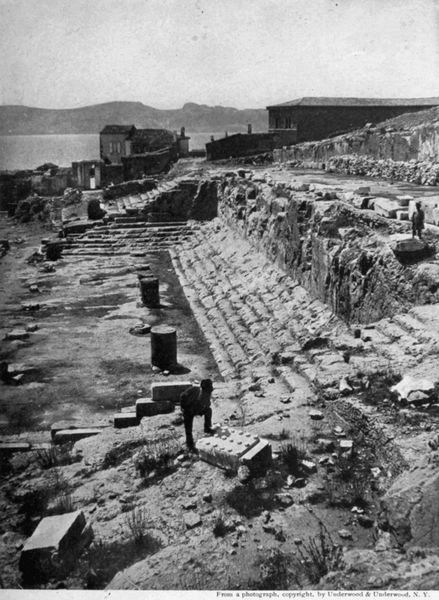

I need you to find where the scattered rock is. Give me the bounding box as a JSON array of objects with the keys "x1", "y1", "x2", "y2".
[
  {"x1": 301, "y1": 460, "x2": 317, "y2": 474},
  {"x1": 357, "y1": 514, "x2": 374, "y2": 528},
  {"x1": 237, "y1": 465, "x2": 251, "y2": 483},
  {"x1": 309, "y1": 409, "x2": 324, "y2": 420},
  {"x1": 262, "y1": 510, "x2": 271, "y2": 524},
  {"x1": 275, "y1": 493, "x2": 294, "y2": 507},
  {"x1": 316, "y1": 438, "x2": 335, "y2": 452},
  {"x1": 391, "y1": 376, "x2": 436, "y2": 403},
  {"x1": 293, "y1": 477, "x2": 307, "y2": 488},
  {"x1": 339, "y1": 377, "x2": 353, "y2": 395},
  {"x1": 339, "y1": 439, "x2": 354, "y2": 455},
  {"x1": 338, "y1": 529, "x2": 353, "y2": 540},
  {"x1": 202, "y1": 493, "x2": 212, "y2": 503},
  {"x1": 183, "y1": 512, "x2": 202, "y2": 530}
]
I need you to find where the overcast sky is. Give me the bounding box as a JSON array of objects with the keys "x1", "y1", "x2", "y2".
[{"x1": 0, "y1": 0, "x2": 438, "y2": 109}]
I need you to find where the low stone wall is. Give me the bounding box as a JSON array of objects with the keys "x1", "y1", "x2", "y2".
[
  {"x1": 327, "y1": 155, "x2": 439, "y2": 186},
  {"x1": 102, "y1": 177, "x2": 157, "y2": 200},
  {"x1": 217, "y1": 173, "x2": 439, "y2": 323}
]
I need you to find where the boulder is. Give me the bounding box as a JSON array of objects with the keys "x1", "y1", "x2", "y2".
[
  {"x1": 391, "y1": 375, "x2": 436, "y2": 403},
  {"x1": 381, "y1": 461, "x2": 439, "y2": 547}
]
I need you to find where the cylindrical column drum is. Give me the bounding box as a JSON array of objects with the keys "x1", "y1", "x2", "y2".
[
  {"x1": 46, "y1": 241, "x2": 63, "y2": 261},
  {"x1": 139, "y1": 276, "x2": 160, "y2": 307},
  {"x1": 150, "y1": 325, "x2": 177, "y2": 370},
  {"x1": 136, "y1": 264, "x2": 151, "y2": 280}
]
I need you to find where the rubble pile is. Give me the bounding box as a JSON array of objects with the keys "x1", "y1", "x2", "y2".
[{"x1": 327, "y1": 155, "x2": 439, "y2": 186}]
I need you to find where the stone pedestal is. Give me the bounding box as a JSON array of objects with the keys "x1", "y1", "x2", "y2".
[
  {"x1": 151, "y1": 325, "x2": 177, "y2": 370},
  {"x1": 139, "y1": 277, "x2": 160, "y2": 307}
]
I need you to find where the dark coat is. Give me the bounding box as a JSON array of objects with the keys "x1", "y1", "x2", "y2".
[{"x1": 180, "y1": 386, "x2": 211, "y2": 416}]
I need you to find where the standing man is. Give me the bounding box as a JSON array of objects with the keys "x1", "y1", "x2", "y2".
[
  {"x1": 412, "y1": 202, "x2": 425, "y2": 239},
  {"x1": 180, "y1": 379, "x2": 215, "y2": 452}
]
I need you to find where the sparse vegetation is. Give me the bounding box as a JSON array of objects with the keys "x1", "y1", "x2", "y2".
[
  {"x1": 102, "y1": 438, "x2": 145, "y2": 469},
  {"x1": 51, "y1": 491, "x2": 74, "y2": 514},
  {"x1": 212, "y1": 512, "x2": 228, "y2": 537},
  {"x1": 35, "y1": 443, "x2": 78, "y2": 469},
  {"x1": 71, "y1": 536, "x2": 162, "y2": 589},
  {"x1": 125, "y1": 505, "x2": 149, "y2": 546},
  {"x1": 133, "y1": 435, "x2": 181, "y2": 480},
  {"x1": 292, "y1": 520, "x2": 344, "y2": 586},
  {"x1": 265, "y1": 427, "x2": 290, "y2": 441},
  {"x1": 278, "y1": 437, "x2": 308, "y2": 477}
]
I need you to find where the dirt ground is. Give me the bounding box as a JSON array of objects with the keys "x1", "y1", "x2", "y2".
[{"x1": 0, "y1": 220, "x2": 219, "y2": 434}]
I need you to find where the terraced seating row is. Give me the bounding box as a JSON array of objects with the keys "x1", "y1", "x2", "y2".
[
  {"x1": 171, "y1": 228, "x2": 354, "y2": 387},
  {"x1": 172, "y1": 225, "x2": 439, "y2": 392}
]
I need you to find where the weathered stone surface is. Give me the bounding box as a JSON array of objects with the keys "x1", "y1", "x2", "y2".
[
  {"x1": 183, "y1": 511, "x2": 202, "y2": 529},
  {"x1": 19, "y1": 511, "x2": 92, "y2": 582},
  {"x1": 381, "y1": 461, "x2": 439, "y2": 547},
  {"x1": 319, "y1": 547, "x2": 439, "y2": 590},
  {"x1": 373, "y1": 197, "x2": 400, "y2": 219},
  {"x1": 391, "y1": 375, "x2": 436, "y2": 402}
]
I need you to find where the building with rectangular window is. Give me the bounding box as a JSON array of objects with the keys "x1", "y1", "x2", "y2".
[
  {"x1": 100, "y1": 125, "x2": 190, "y2": 164},
  {"x1": 267, "y1": 97, "x2": 439, "y2": 143}
]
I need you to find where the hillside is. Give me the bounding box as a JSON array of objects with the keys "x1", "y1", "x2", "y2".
[
  {"x1": 0, "y1": 102, "x2": 268, "y2": 135},
  {"x1": 380, "y1": 105, "x2": 439, "y2": 130}
]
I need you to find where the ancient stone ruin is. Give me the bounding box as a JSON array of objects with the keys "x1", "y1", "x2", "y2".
[{"x1": 1, "y1": 154, "x2": 439, "y2": 591}]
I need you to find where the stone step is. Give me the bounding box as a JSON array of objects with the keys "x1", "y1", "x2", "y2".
[
  {"x1": 392, "y1": 313, "x2": 438, "y2": 342},
  {"x1": 178, "y1": 231, "x2": 355, "y2": 389}
]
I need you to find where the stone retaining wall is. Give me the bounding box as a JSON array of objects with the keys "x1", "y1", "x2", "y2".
[{"x1": 217, "y1": 174, "x2": 439, "y2": 323}]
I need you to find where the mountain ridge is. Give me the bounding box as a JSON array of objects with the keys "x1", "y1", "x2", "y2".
[{"x1": 0, "y1": 101, "x2": 268, "y2": 135}]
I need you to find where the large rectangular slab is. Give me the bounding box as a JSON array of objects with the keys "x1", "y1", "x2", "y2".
[
  {"x1": 373, "y1": 197, "x2": 399, "y2": 219},
  {"x1": 20, "y1": 510, "x2": 91, "y2": 582},
  {"x1": 136, "y1": 397, "x2": 174, "y2": 418},
  {"x1": 53, "y1": 428, "x2": 102, "y2": 444},
  {"x1": 113, "y1": 412, "x2": 139, "y2": 428},
  {"x1": 151, "y1": 381, "x2": 193, "y2": 403},
  {"x1": 197, "y1": 425, "x2": 272, "y2": 474}
]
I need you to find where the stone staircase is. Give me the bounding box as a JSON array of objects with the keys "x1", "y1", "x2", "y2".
[
  {"x1": 170, "y1": 226, "x2": 353, "y2": 388},
  {"x1": 171, "y1": 225, "x2": 439, "y2": 390},
  {"x1": 63, "y1": 220, "x2": 196, "y2": 257},
  {"x1": 62, "y1": 179, "x2": 198, "y2": 257}
]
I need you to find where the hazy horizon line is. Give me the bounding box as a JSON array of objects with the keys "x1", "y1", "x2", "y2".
[{"x1": 3, "y1": 94, "x2": 439, "y2": 112}]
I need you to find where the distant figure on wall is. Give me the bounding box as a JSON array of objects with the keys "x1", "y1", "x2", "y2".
[
  {"x1": 412, "y1": 202, "x2": 425, "y2": 239},
  {"x1": 180, "y1": 379, "x2": 215, "y2": 452}
]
